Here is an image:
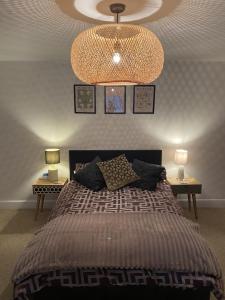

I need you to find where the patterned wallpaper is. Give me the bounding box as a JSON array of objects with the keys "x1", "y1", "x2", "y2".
[
  {"x1": 0, "y1": 61, "x2": 225, "y2": 202},
  {"x1": 1, "y1": 0, "x2": 225, "y2": 62}
]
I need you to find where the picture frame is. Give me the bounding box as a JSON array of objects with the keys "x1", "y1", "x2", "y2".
[
  {"x1": 104, "y1": 86, "x2": 126, "y2": 114},
  {"x1": 74, "y1": 85, "x2": 96, "y2": 114},
  {"x1": 133, "y1": 85, "x2": 155, "y2": 114}
]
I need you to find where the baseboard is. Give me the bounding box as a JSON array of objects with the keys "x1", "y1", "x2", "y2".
[
  {"x1": 0, "y1": 199, "x2": 225, "y2": 209},
  {"x1": 179, "y1": 199, "x2": 225, "y2": 208},
  {"x1": 0, "y1": 200, "x2": 55, "y2": 209}
]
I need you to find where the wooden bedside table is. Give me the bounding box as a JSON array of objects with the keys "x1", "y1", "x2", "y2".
[
  {"x1": 32, "y1": 177, "x2": 68, "y2": 220},
  {"x1": 167, "y1": 177, "x2": 202, "y2": 219}
]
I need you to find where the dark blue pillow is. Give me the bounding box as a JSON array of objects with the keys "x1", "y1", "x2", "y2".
[
  {"x1": 73, "y1": 156, "x2": 105, "y2": 191},
  {"x1": 130, "y1": 159, "x2": 165, "y2": 191}
]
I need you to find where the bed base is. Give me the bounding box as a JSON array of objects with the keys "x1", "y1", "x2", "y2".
[
  {"x1": 38, "y1": 149, "x2": 209, "y2": 300},
  {"x1": 32, "y1": 286, "x2": 210, "y2": 300}
]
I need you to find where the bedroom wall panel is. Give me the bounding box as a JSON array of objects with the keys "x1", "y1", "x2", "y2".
[{"x1": 0, "y1": 61, "x2": 225, "y2": 204}]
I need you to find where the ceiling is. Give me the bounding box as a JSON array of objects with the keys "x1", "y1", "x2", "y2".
[{"x1": 0, "y1": 0, "x2": 225, "y2": 62}]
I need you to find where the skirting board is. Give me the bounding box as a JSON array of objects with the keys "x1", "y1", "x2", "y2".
[
  {"x1": 0, "y1": 199, "x2": 225, "y2": 209},
  {"x1": 0, "y1": 200, "x2": 55, "y2": 209}
]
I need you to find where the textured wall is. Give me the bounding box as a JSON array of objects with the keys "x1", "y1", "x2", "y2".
[{"x1": 0, "y1": 61, "x2": 225, "y2": 203}]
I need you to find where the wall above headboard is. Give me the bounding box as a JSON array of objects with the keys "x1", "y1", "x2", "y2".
[{"x1": 0, "y1": 60, "x2": 225, "y2": 205}]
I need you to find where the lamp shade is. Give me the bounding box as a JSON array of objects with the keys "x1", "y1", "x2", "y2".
[
  {"x1": 71, "y1": 24, "x2": 164, "y2": 85},
  {"x1": 174, "y1": 149, "x2": 188, "y2": 165},
  {"x1": 45, "y1": 149, "x2": 60, "y2": 164}
]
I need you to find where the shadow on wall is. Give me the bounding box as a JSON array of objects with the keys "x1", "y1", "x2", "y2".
[
  {"x1": 0, "y1": 107, "x2": 46, "y2": 200},
  {"x1": 1, "y1": 61, "x2": 225, "y2": 201},
  {"x1": 186, "y1": 119, "x2": 225, "y2": 199},
  {"x1": 1, "y1": 96, "x2": 81, "y2": 146},
  {"x1": 0, "y1": 105, "x2": 86, "y2": 200}
]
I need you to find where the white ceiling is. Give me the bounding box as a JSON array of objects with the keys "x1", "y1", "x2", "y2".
[{"x1": 0, "y1": 0, "x2": 225, "y2": 62}]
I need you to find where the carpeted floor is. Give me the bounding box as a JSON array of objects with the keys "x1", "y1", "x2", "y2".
[{"x1": 0, "y1": 208, "x2": 224, "y2": 300}]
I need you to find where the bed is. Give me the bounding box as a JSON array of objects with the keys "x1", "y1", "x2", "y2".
[{"x1": 12, "y1": 150, "x2": 224, "y2": 300}]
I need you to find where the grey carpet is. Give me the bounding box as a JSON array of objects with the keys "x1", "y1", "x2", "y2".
[{"x1": 0, "y1": 208, "x2": 224, "y2": 300}]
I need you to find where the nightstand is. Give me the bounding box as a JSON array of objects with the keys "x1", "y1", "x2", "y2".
[
  {"x1": 32, "y1": 177, "x2": 68, "y2": 220},
  {"x1": 167, "y1": 177, "x2": 202, "y2": 219}
]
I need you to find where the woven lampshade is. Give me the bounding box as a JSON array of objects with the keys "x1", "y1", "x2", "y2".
[{"x1": 71, "y1": 24, "x2": 164, "y2": 85}]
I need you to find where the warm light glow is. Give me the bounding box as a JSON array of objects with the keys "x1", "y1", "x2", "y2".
[
  {"x1": 45, "y1": 148, "x2": 60, "y2": 152},
  {"x1": 112, "y1": 52, "x2": 121, "y2": 64},
  {"x1": 172, "y1": 137, "x2": 184, "y2": 145},
  {"x1": 174, "y1": 149, "x2": 188, "y2": 165},
  {"x1": 45, "y1": 149, "x2": 60, "y2": 165},
  {"x1": 71, "y1": 24, "x2": 164, "y2": 85}
]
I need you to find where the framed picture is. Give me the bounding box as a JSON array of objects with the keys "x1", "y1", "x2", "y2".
[
  {"x1": 74, "y1": 85, "x2": 96, "y2": 114},
  {"x1": 133, "y1": 85, "x2": 155, "y2": 114},
  {"x1": 104, "y1": 86, "x2": 126, "y2": 114}
]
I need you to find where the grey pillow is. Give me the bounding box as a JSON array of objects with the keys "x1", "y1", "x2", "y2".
[
  {"x1": 130, "y1": 159, "x2": 166, "y2": 191},
  {"x1": 73, "y1": 156, "x2": 105, "y2": 191}
]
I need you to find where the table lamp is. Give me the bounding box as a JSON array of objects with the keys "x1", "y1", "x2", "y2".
[
  {"x1": 45, "y1": 148, "x2": 60, "y2": 182},
  {"x1": 174, "y1": 149, "x2": 188, "y2": 181}
]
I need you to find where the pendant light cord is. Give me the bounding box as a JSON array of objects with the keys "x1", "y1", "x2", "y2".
[{"x1": 110, "y1": 3, "x2": 125, "y2": 24}]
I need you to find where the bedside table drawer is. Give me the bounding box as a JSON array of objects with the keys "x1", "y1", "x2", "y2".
[
  {"x1": 171, "y1": 184, "x2": 202, "y2": 194},
  {"x1": 32, "y1": 177, "x2": 68, "y2": 220},
  {"x1": 33, "y1": 185, "x2": 64, "y2": 194}
]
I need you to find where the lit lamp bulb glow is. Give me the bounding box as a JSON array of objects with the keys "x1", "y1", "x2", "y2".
[{"x1": 112, "y1": 52, "x2": 121, "y2": 64}]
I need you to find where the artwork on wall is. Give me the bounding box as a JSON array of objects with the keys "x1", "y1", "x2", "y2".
[
  {"x1": 133, "y1": 85, "x2": 155, "y2": 114},
  {"x1": 74, "y1": 85, "x2": 96, "y2": 114},
  {"x1": 104, "y1": 86, "x2": 126, "y2": 114}
]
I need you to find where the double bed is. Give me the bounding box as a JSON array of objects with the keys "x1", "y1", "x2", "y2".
[{"x1": 12, "y1": 150, "x2": 224, "y2": 300}]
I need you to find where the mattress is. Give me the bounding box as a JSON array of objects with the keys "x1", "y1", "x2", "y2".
[{"x1": 12, "y1": 181, "x2": 224, "y2": 300}]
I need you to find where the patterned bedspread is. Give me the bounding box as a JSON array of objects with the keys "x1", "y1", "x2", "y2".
[
  {"x1": 49, "y1": 180, "x2": 183, "y2": 220},
  {"x1": 13, "y1": 181, "x2": 224, "y2": 300}
]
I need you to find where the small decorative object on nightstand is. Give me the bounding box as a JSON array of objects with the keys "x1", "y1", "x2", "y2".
[
  {"x1": 174, "y1": 149, "x2": 188, "y2": 181},
  {"x1": 32, "y1": 177, "x2": 68, "y2": 220},
  {"x1": 167, "y1": 177, "x2": 202, "y2": 220},
  {"x1": 45, "y1": 148, "x2": 60, "y2": 182}
]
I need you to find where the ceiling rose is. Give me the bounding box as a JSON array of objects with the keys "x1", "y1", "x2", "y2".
[
  {"x1": 56, "y1": 0, "x2": 182, "y2": 24},
  {"x1": 70, "y1": 3, "x2": 164, "y2": 85},
  {"x1": 74, "y1": 0, "x2": 162, "y2": 22}
]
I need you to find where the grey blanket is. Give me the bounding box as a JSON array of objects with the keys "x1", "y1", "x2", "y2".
[{"x1": 13, "y1": 212, "x2": 221, "y2": 283}]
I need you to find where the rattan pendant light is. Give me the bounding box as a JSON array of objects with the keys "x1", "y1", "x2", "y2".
[{"x1": 71, "y1": 3, "x2": 164, "y2": 85}]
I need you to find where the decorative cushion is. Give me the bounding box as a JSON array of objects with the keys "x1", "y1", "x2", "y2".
[
  {"x1": 160, "y1": 168, "x2": 167, "y2": 180},
  {"x1": 97, "y1": 154, "x2": 139, "y2": 191},
  {"x1": 130, "y1": 159, "x2": 166, "y2": 191},
  {"x1": 74, "y1": 163, "x2": 87, "y2": 173},
  {"x1": 73, "y1": 156, "x2": 105, "y2": 191}
]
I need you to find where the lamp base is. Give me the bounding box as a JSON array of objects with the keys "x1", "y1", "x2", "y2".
[
  {"x1": 177, "y1": 166, "x2": 184, "y2": 181},
  {"x1": 48, "y1": 169, "x2": 58, "y2": 182}
]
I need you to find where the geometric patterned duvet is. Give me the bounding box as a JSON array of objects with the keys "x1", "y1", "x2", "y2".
[
  {"x1": 49, "y1": 180, "x2": 183, "y2": 220},
  {"x1": 13, "y1": 181, "x2": 224, "y2": 300}
]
